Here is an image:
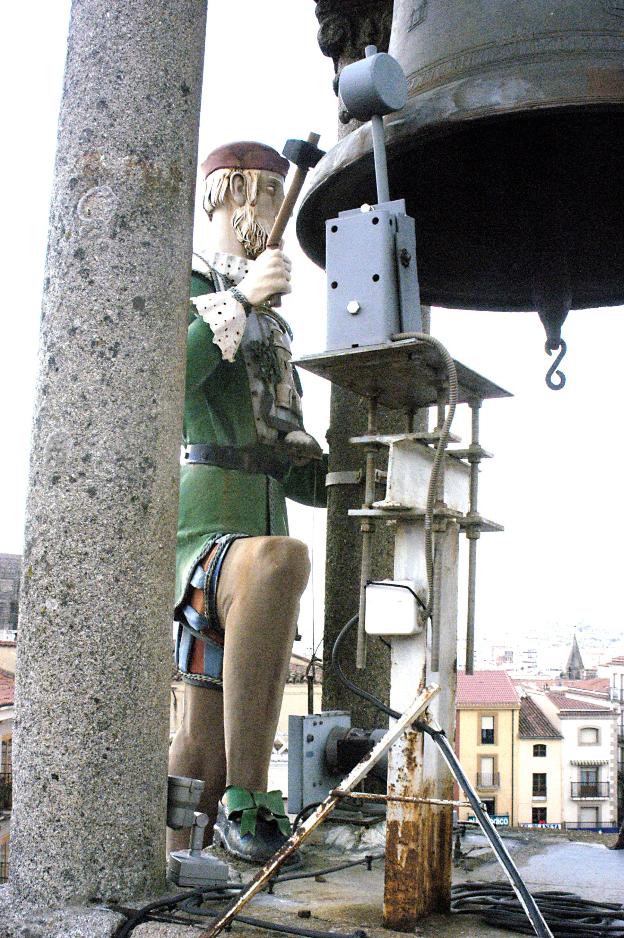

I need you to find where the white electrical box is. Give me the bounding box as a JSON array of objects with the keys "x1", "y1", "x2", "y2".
[{"x1": 364, "y1": 580, "x2": 423, "y2": 636}]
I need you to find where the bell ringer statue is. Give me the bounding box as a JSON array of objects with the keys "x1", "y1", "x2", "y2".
[{"x1": 168, "y1": 142, "x2": 326, "y2": 862}]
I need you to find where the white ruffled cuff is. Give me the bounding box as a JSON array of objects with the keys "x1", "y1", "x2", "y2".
[{"x1": 191, "y1": 289, "x2": 247, "y2": 362}]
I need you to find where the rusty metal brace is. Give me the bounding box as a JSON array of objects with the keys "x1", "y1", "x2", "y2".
[
  {"x1": 331, "y1": 791, "x2": 471, "y2": 808},
  {"x1": 196, "y1": 683, "x2": 440, "y2": 938}
]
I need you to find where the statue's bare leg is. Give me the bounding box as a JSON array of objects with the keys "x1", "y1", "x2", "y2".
[
  {"x1": 167, "y1": 535, "x2": 310, "y2": 853},
  {"x1": 219, "y1": 536, "x2": 310, "y2": 789}
]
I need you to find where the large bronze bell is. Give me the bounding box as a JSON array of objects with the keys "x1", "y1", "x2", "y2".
[{"x1": 297, "y1": 1, "x2": 624, "y2": 366}]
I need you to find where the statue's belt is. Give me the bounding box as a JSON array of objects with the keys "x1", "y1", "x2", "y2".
[{"x1": 183, "y1": 444, "x2": 288, "y2": 481}]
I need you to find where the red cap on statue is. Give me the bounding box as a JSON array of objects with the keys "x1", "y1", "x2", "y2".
[{"x1": 201, "y1": 141, "x2": 289, "y2": 178}]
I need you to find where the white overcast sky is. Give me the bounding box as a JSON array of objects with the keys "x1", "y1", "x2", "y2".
[{"x1": 1, "y1": 2, "x2": 623, "y2": 662}]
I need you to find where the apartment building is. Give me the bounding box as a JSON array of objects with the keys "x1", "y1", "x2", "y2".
[
  {"x1": 607, "y1": 656, "x2": 624, "y2": 823},
  {"x1": 537, "y1": 691, "x2": 619, "y2": 831},
  {"x1": 0, "y1": 670, "x2": 14, "y2": 882},
  {"x1": 517, "y1": 695, "x2": 562, "y2": 828},
  {"x1": 0, "y1": 555, "x2": 20, "y2": 640},
  {"x1": 456, "y1": 670, "x2": 520, "y2": 825}
]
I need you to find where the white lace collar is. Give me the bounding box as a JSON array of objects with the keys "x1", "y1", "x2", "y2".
[{"x1": 192, "y1": 249, "x2": 253, "y2": 285}]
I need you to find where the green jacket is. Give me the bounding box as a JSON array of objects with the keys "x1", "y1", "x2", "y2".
[{"x1": 175, "y1": 271, "x2": 326, "y2": 608}]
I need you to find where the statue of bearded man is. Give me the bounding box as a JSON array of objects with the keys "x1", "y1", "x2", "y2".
[{"x1": 168, "y1": 142, "x2": 326, "y2": 863}]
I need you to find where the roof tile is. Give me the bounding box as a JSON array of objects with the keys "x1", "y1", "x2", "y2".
[
  {"x1": 547, "y1": 692, "x2": 612, "y2": 713},
  {"x1": 456, "y1": 670, "x2": 520, "y2": 706},
  {"x1": 519, "y1": 697, "x2": 562, "y2": 739}
]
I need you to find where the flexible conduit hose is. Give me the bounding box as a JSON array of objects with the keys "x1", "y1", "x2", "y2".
[{"x1": 391, "y1": 332, "x2": 458, "y2": 619}]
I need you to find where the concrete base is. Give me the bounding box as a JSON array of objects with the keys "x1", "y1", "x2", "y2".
[
  {"x1": 0, "y1": 886, "x2": 124, "y2": 937},
  {"x1": 2, "y1": 834, "x2": 623, "y2": 937}
]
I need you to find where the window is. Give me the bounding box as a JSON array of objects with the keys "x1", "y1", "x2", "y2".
[
  {"x1": 0, "y1": 838, "x2": 8, "y2": 884},
  {"x1": 482, "y1": 799, "x2": 496, "y2": 815},
  {"x1": 481, "y1": 715, "x2": 495, "y2": 745},
  {"x1": 532, "y1": 773, "x2": 547, "y2": 797},
  {"x1": 0, "y1": 739, "x2": 10, "y2": 774},
  {"x1": 532, "y1": 807, "x2": 547, "y2": 824},
  {"x1": 579, "y1": 727, "x2": 600, "y2": 745},
  {"x1": 579, "y1": 806, "x2": 599, "y2": 828},
  {"x1": 533, "y1": 744, "x2": 546, "y2": 757},
  {"x1": 478, "y1": 755, "x2": 499, "y2": 788}
]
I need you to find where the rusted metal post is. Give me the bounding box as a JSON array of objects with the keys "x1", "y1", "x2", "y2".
[{"x1": 383, "y1": 435, "x2": 460, "y2": 927}]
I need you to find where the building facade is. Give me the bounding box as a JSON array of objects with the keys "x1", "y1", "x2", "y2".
[
  {"x1": 540, "y1": 692, "x2": 619, "y2": 830},
  {"x1": 456, "y1": 671, "x2": 521, "y2": 826},
  {"x1": 517, "y1": 695, "x2": 563, "y2": 828},
  {"x1": 0, "y1": 670, "x2": 14, "y2": 882},
  {"x1": 607, "y1": 656, "x2": 624, "y2": 823},
  {"x1": 0, "y1": 555, "x2": 21, "y2": 640}
]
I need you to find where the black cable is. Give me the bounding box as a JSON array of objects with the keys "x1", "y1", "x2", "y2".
[
  {"x1": 179, "y1": 897, "x2": 368, "y2": 938},
  {"x1": 275, "y1": 853, "x2": 384, "y2": 883},
  {"x1": 331, "y1": 615, "x2": 400, "y2": 721},
  {"x1": 451, "y1": 882, "x2": 624, "y2": 937},
  {"x1": 292, "y1": 802, "x2": 322, "y2": 832}
]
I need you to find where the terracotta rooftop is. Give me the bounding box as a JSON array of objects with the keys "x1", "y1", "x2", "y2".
[
  {"x1": 456, "y1": 670, "x2": 520, "y2": 707},
  {"x1": 0, "y1": 669, "x2": 14, "y2": 707},
  {"x1": 547, "y1": 692, "x2": 612, "y2": 713},
  {"x1": 562, "y1": 678, "x2": 609, "y2": 695},
  {"x1": 519, "y1": 697, "x2": 562, "y2": 739}
]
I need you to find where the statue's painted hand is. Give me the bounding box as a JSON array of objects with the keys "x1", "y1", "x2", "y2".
[{"x1": 238, "y1": 248, "x2": 292, "y2": 307}]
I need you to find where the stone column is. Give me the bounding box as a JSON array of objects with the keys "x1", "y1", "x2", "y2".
[
  {"x1": 10, "y1": 0, "x2": 207, "y2": 907},
  {"x1": 312, "y1": 0, "x2": 398, "y2": 726}
]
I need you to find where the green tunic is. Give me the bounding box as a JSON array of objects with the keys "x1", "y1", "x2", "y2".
[{"x1": 175, "y1": 270, "x2": 326, "y2": 609}]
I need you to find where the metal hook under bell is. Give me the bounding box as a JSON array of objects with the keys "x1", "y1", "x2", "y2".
[{"x1": 545, "y1": 339, "x2": 567, "y2": 390}]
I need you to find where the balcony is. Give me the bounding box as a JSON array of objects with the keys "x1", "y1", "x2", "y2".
[
  {"x1": 570, "y1": 781, "x2": 610, "y2": 799},
  {"x1": 477, "y1": 772, "x2": 500, "y2": 790},
  {"x1": 0, "y1": 772, "x2": 11, "y2": 812}
]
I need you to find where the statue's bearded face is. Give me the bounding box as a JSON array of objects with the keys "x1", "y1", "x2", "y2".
[
  {"x1": 203, "y1": 168, "x2": 286, "y2": 259},
  {"x1": 232, "y1": 171, "x2": 285, "y2": 260}
]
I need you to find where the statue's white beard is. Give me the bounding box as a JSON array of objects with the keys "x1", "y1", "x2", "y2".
[{"x1": 232, "y1": 205, "x2": 271, "y2": 260}]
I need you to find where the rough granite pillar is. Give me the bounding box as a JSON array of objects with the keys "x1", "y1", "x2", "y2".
[
  {"x1": 9, "y1": 0, "x2": 207, "y2": 907},
  {"x1": 312, "y1": 0, "x2": 398, "y2": 727}
]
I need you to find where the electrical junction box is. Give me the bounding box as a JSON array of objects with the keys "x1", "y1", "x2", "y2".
[
  {"x1": 325, "y1": 199, "x2": 422, "y2": 352},
  {"x1": 287, "y1": 710, "x2": 351, "y2": 814},
  {"x1": 365, "y1": 579, "x2": 423, "y2": 636}
]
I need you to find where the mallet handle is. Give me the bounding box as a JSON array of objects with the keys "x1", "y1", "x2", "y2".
[{"x1": 267, "y1": 131, "x2": 320, "y2": 249}]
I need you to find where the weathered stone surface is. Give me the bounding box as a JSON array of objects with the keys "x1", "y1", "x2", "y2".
[
  {"x1": 0, "y1": 887, "x2": 123, "y2": 937},
  {"x1": 9, "y1": 0, "x2": 207, "y2": 910}
]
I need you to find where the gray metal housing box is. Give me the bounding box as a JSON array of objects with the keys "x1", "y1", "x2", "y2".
[
  {"x1": 325, "y1": 199, "x2": 421, "y2": 352},
  {"x1": 287, "y1": 710, "x2": 351, "y2": 814}
]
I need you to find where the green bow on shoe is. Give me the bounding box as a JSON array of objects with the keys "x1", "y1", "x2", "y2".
[{"x1": 223, "y1": 786, "x2": 291, "y2": 839}]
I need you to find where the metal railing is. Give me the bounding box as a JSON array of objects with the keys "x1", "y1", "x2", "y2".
[
  {"x1": 476, "y1": 772, "x2": 500, "y2": 789},
  {"x1": 570, "y1": 781, "x2": 609, "y2": 799},
  {"x1": 0, "y1": 772, "x2": 12, "y2": 812}
]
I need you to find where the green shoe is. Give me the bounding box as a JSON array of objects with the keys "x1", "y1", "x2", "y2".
[{"x1": 212, "y1": 786, "x2": 300, "y2": 865}]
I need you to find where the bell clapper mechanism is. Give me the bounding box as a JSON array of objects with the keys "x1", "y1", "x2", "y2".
[{"x1": 298, "y1": 46, "x2": 551, "y2": 938}]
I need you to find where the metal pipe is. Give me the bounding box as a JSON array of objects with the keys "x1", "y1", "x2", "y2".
[
  {"x1": 420, "y1": 722, "x2": 554, "y2": 938},
  {"x1": 356, "y1": 397, "x2": 378, "y2": 669},
  {"x1": 465, "y1": 400, "x2": 482, "y2": 675}
]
